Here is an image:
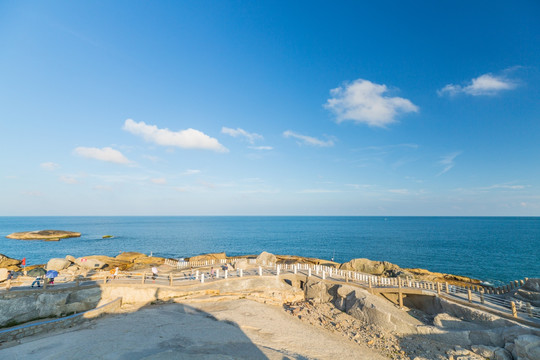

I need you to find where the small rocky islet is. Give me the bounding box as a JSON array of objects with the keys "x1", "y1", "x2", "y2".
[{"x1": 6, "y1": 230, "x2": 81, "y2": 241}]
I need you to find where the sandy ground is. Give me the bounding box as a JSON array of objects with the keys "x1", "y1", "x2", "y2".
[{"x1": 0, "y1": 299, "x2": 386, "y2": 360}]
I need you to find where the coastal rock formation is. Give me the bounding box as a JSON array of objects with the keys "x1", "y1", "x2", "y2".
[
  {"x1": 513, "y1": 335, "x2": 540, "y2": 360},
  {"x1": 339, "y1": 257, "x2": 481, "y2": 286},
  {"x1": 186, "y1": 252, "x2": 226, "y2": 262},
  {"x1": 46, "y1": 258, "x2": 71, "y2": 271},
  {"x1": 115, "y1": 252, "x2": 148, "y2": 262},
  {"x1": 6, "y1": 230, "x2": 81, "y2": 241},
  {"x1": 0, "y1": 254, "x2": 21, "y2": 270},
  {"x1": 340, "y1": 258, "x2": 401, "y2": 276},
  {"x1": 256, "y1": 251, "x2": 277, "y2": 265},
  {"x1": 514, "y1": 278, "x2": 540, "y2": 307}
]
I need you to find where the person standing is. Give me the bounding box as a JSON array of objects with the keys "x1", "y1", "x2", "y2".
[{"x1": 151, "y1": 266, "x2": 158, "y2": 282}]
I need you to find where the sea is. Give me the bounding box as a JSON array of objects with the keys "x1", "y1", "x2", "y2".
[{"x1": 0, "y1": 216, "x2": 538, "y2": 285}]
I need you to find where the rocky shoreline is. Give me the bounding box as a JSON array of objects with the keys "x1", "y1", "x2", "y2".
[{"x1": 0, "y1": 251, "x2": 538, "y2": 359}]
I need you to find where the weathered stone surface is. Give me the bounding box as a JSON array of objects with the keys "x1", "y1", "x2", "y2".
[
  {"x1": 0, "y1": 287, "x2": 101, "y2": 327},
  {"x1": 512, "y1": 334, "x2": 540, "y2": 360},
  {"x1": 0, "y1": 268, "x2": 8, "y2": 281},
  {"x1": 75, "y1": 257, "x2": 107, "y2": 270},
  {"x1": 186, "y1": 252, "x2": 226, "y2": 262},
  {"x1": 304, "y1": 280, "x2": 332, "y2": 303},
  {"x1": 434, "y1": 313, "x2": 485, "y2": 331},
  {"x1": 46, "y1": 258, "x2": 71, "y2": 271},
  {"x1": 514, "y1": 278, "x2": 540, "y2": 306},
  {"x1": 232, "y1": 258, "x2": 250, "y2": 270},
  {"x1": 256, "y1": 251, "x2": 277, "y2": 266},
  {"x1": 6, "y1": 230, "x2": 81, "y2": 241},
  {"x1": 0, "y1": 253, "x2": 21, "y2": 270},
  {"x1": 132, "y1": 256, "x2": 165, "y2": 266},
  {"x1": 115, "y1": 252, "x2": 148, "y2": 262},
  {"x1": 471, "y1": 345, "x2": 512, "y2": 360},
  {"x1": 340, "y1": 258, "x2": 400, "y2": 276},
  {"x1": 65, "y1": 255, "x2": 76, "y2": 263}
]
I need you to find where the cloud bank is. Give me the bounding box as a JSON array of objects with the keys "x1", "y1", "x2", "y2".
[
  {"x1": 124, "y1": 119, "x2": 228, "y2": 153},
  {"x1": 221, "y1": 127, "x2": 263, "y2": 144},
  {"x1": 74, "y1": 147, "x2": 131, "y2": 164},
  {"x1": 325, "y1": 79, "x2": 418, "y2": 127},
  {"x1": 283, "y1": 130, "x2": 334, "y2": 147},
  {"x1": 438, "y1": 72, "x2": 518, "y2": 96}
]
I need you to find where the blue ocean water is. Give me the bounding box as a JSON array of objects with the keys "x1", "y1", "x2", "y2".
[{"x1": 0, "y1": 216, "x2": 538, "y2": 285}]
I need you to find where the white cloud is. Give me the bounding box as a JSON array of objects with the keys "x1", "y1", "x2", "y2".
[
  {"x1": 283, "y1": 130, "x2": 334, "y2": 147},
  {"x1": 74, "y1": 147, "x2": 131, "y2": 164},
  {"x1": 325, "y1": 79, "x2": 418, "y2": 127},
  {"x1": 299, "y1": 189, "x2": 341, "y2": 193},
  {"x1": 480, "y1": 184, "x2": 527, "y2": 190},
  {"x1": 40, "y1": 162, "x2": 60, "y2": 171},
  {"x1": 123, "y1": 119, "x2": 228, "y2": 153},
  {"x1": 438, "y1": 152, "x2": 461, "y2": 176},
  {"x1": 182, "y1": 169, "x2": 201, "y2": 175},
  {"x1": 438, "y1": 72, "x2": 518, "y2": 96},
  {"x1": 221, "y1": 127, "x2": 263, "y2": 144},
  {"x1": 388, "y1": 189, "x2": 410, "y2": 195},
  {"x1": 151, "y1": 178, "x2": 167, "y2": 185},
  {"x1": 249, "y1": 146, "x2": 273, "y2": 151},
  {"x1": 59, "y1": 175, "x2": 79, "y2": 184}
]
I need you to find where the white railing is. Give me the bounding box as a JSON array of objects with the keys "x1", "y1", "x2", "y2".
[{"x1": 3, "y1": 260, "x2": 538, "y2": 324}]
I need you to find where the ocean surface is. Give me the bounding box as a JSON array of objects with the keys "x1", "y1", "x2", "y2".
[{"x1": 0, "y1": 216, "x2": 538, "y2": 285}]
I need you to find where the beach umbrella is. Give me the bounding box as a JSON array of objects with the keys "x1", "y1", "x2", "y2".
[
  {"x1": 45, "y1": 270, "x2": 58, "y2": 278},
  {"x1": 27, "y1": 268, "x2": 46, "y2": 277}
]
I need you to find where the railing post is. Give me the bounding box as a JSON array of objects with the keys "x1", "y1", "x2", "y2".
[
  {"x1": 294, "y1": 265, "x2": 297, "y2": 275},
  {"x1": 225, "y1": 270, "x2": 228, "y2": 279},
  {"x1": 169, "y1": 273, "x2": 173, "y2": 286},
  {"x1": 239, "y1": 269, "x2": 243, "y2": 277},
  {"x1": 196, "y1": 270, "x2": 199, "y2": 280},
  {"x1": 141, "y1": 273, "x2": 145, "y2": 285},
  {"x1": 437, "y1": 282, "x2": 441, "y2": 295},
  {"x1": 216, "y1": 269, "x2": 220, "y2": 279},
  {"x1": 368, "y1": 278, "x2": 372, "y2": 288},
  {"x1": 259, "y1": 266, "x2": 262, "y2": 276},
  {"x1": 322, "y1": 272, "x2": 326, "y2": 280},
  {"x1": 398, "y1": 280, "x2": 403, "y2": 308},
  {"x1": 445, "y1": 282, "x2": 449, "y2": 294},
  {"x1": 510, "y1": 301, "x2": 517, "y2": 318},
  {"x1": 201, "y1": 273, "x2": 205, "y2": 283},
  {"x1": 467, "y1": 288, "x2": 472, "y2": 303},
  {"x1": 277, "y1": 265, "x2": 280, "y2": 276},
  {"x1": 308, "y1": 268, "x2": 311, "y2": 277},
  {"x1": 480, "y1": 289, "x2": 485, "y2": 304},
  {"x1": 103, "y1": 274, "x2": 107, "y2": 284}
]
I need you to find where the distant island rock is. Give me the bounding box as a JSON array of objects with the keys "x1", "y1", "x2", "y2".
[{"x1": 6, "y1": 230, "x2": 81, "y2": 241}]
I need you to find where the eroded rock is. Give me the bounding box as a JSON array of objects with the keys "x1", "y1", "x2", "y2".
[{"x1": 6, "y1": 230, "x2": 81, "y2": 241}]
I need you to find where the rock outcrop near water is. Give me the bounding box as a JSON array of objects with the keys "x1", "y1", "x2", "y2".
[
  {"x1": 6, "y1": 230, "x2": 81, "y2": 241},
  {"x1": 0, "y1": 254, "x2": 21, "y2": 270},
  {"x1": 514, "y1": 279, "x2": 540, "y2": 307}
]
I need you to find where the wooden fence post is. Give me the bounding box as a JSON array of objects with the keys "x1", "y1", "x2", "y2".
[
  {"x1": 510, "y1": 301, "x2": 517, "y2": 318},
  {"x1": 468, "y1": 288, "x2": 472, "y2": 303},
  {"x1": 480, "y1": 289, "x2": 485, "y2": 304},
  {"x1": 437, "y1": 282, "x2": 441, "y2": 295},
  {"x1": 368, "y1": 278, "x2": 372, "y2": 288},
  {"x1": 445, "y1": 282, "x2": 449, "y2": 294},
  {"x1": 141, "y1": 273, "x2": 145, "y2": 285},
  {"x1": 308, "y1": 268, "x2": 311, "y2": 277},
  {"x1": 201, "y1": 273, "x2": 205, "y2": 283},
  {"x1": 259, "y1": 266, "x2": 262, "y2": 276},
  {"x1": 239, "y1": 269, "x2": 243, "y2": 277},
  {"x1": 277, "y1": 266, "x2": 280, "y2": 276},
  {"x1": 225, "y1": 270, "x2": 228, "y2": 279},
  {"x1": 169, "y1": 273, "x2": 173, "y2": 286}
]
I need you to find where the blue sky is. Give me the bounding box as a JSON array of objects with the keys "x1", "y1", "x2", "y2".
[{"x1": 1, "y1": 1, "x2": 539, "y2": 216}]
